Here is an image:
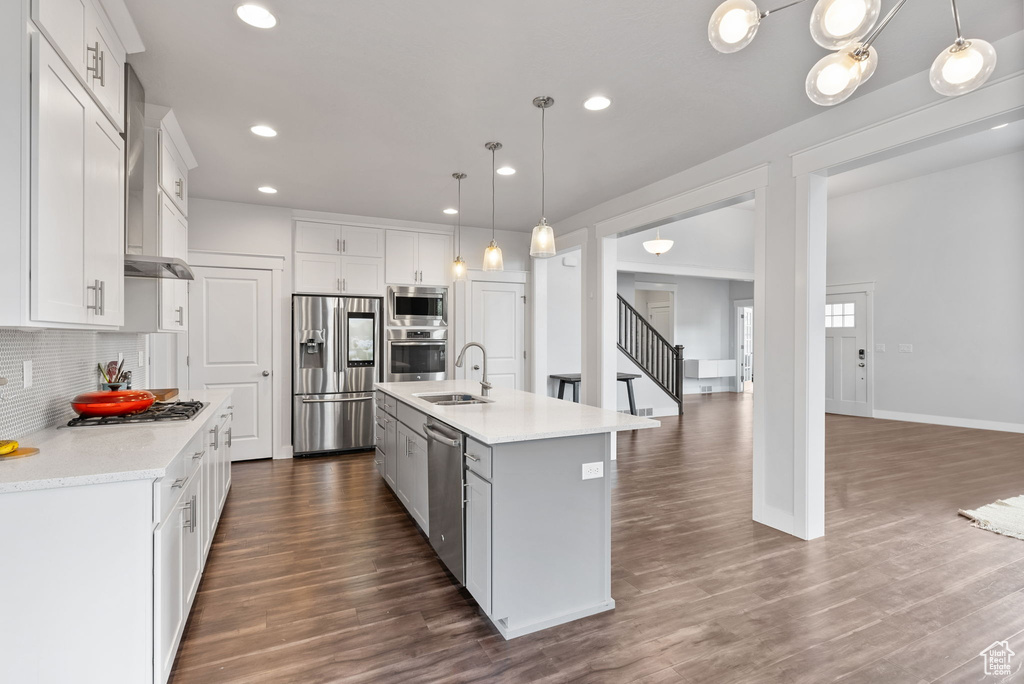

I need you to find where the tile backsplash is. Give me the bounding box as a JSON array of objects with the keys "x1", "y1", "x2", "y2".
[{"x1": 0, "y1": 328, "x2": 148, "y2": 438}]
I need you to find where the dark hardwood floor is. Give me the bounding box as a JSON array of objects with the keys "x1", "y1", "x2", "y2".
[{"x1": 169, "y1": 393, "x2": 1024, "y2": 683}]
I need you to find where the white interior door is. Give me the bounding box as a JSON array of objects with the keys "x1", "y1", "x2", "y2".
[
  {"x1": 647, "y1": 302, "x2": 673, "y2": 341},
  {"x1": 469, "y1": 280, "x2": 525, "y2": 390},
  {"x1": 825, "y1": 292, "x2": 870, "y2": 416},
  {"x1": 188, "y1": 266, "x2": 274, "y2": 461}
]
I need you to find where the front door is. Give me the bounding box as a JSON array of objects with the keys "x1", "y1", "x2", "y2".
[
  {"x1": 825, "y1": 292, "x2": 870, "y2": 416},
  {"x1": 188, "y1": 266, "x2": 274, "y2": 461},
  {"x1": 469, "y1": 280, "x2": 526, "y2": 390}
]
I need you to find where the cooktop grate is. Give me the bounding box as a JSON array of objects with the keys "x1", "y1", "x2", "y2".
[{"x1": 67, "y1": 401, "x2": 207, "y2": 427}]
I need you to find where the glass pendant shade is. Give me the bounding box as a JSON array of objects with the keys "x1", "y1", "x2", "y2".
[
  {"x1": 708, "y1": 0, "x2": 761, "y2": 53},
  {"x1": 809, "y1": 0, "x2": 881, "y2": 49},
  {"x1": 452, "y1": 256, "x2": 467, "y2": 281},
  {"x1": 530, "y1": 219, "x2": 556, "y2": 257},
  {"x1": 483, "y1": 240, "x2": 504, "y2": 271},
  {"x1": 642, "y1": 230, "x2": 674, "y2": 256},
  {"x1": 806, "y1": 48, "x2": 868, "y2": 106},
  {"x1": 930, "y1": 39, "x2": 997, "y2": 96}
]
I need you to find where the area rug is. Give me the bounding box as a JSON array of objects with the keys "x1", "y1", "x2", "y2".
[{"x1": 960, "y1": 495, "x2": 1024, "y2": 541}]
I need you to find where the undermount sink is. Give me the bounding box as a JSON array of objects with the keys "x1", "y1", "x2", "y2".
[{"x1": 413, "y1": 392, "x2": 493, "y2": 406}]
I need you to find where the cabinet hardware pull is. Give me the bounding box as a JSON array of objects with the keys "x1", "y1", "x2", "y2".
[
  {"x1": 343, "y1": 239, "x2": 346, "y2": 253},
  {"x1": 343, "y1": 278, "x2": 346, "y2": 292},
  {"x1": 86, "y1": 279, "x2": 102, "y2": 314},
  {"x1": 465, "y1": 453, "x2": 480, "y2": 462},
  {"x1": 192, "y1": 450, "x2": 204, "y2": 460},
  {"x1": 226, "y1": 428, "x2": 232, "y2": 447},
  {"x1": 86, "y1": 42, "x2": 100, "y2": 79},
  {"x1": 171, "y1": 477, "x2": 187, "y2": 488},
  {"x1": 190, "y1": 494, "x2": 198, "y2": 533},
  {"x1": 97, "y1": 48, "x2": 105, "y2": 87},
  {"x1": 336, "y1": 238, "x2": 341, "y2": 252},
  {"x1": 211, "y1": 425, "x2": 220, "y2": 450},
  {"x1": 176, "y1": 306, "x2": 184, "y2": 326},
  {"x1": 175, "y1": 178, "x2": 184, "y2": 199},
  {"x1": 337, "y1": 278, "x2": 341, "y2": 291}
]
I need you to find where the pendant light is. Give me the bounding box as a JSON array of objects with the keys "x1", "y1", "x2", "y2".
[
  {"x1": 708, "y1": 0, "x2": 808, "y2": 54},
  {"x1": 451, "y1": 172, "x2": 467, "y2": 281},
  {"x1": 530, "y1": 96, "x2": 556, "y2": 258},
  {"x1": 643, "y1": 228, "x2": 673, "y2": 256},
  {"x1": 483, "y1": 142, "x2": 504, "y2": 272},
  {"x1": 806, "y1": 0, "x2": 902, "y2": 106},
  {"x1": 929, "y1": 0, "x2": 997, "y2": 97},
  {"x1": 808, "y1": 0, "x2": 880, "y2": 50}
]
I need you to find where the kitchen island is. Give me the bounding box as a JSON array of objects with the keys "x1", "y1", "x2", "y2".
[{"x1": 374, "y1": 380, "x2": 658, "y2": 639}]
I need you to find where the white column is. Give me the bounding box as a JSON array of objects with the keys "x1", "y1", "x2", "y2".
[{"x1": 529, "y1": 257, "x2": 548, "y2": 394}]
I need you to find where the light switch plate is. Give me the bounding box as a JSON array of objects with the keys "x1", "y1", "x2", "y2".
[
  {"x1": 23, "y1": 360, "x2": 32, "y2": 389},
  {"x1": 582, "y1": 462, "x2": 604, "y2": 480},
  {"x1": 875, "y1": 343, "x2": 886, "y2": 352},
  {"x1": 899, "y1": 344, "x2": 913, "y2": 353}
]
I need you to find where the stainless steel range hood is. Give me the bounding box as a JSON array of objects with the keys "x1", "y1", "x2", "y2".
[
  {"x1": 123, "y1": 64, "x2": 194, "y2": 281},
  {"x1": 124, "y1": 255, "x2": 194, "y2": 280}
]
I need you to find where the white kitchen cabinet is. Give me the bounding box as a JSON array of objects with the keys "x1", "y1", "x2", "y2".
[
  {"x1": 385, "y1": 230, "x2": 451, "y2": 286},
  {"x1": 293, "y1": 222, "x2": 385, "y2": 295},
  {"x1": 295, "y1": 253, "x2": 343, "y2": 293},
  {"x1": 385, "y1": 421, "x2": 398, "y2": 490},
  {"x1": 84, "y1": 3, "x2": 124, "y2": 127},
  {"x1": 295, "y1": 221, "x2": 341, "y2": 254},
  {"x1": 159, "y1": 196, "x2": 189, "y2": 331},
  {"x1": 465, "y1": 469, "x2": 492, "y2": 615},
  {"x1": 181, "y1": 468, "x2": 203, "y2": 606},
  {"x1": 31, "y1": 36, "x2": 123, "y2": 329},
  {"x1": 342, "y1": 225, "x2": 384, "y2": 257},
  {"x1": 159, "y1": 133, "x2": 189, "y2": 216},
  {"x1": 153, "y1": 492, "x2": 185, "y2": 684},
  {"x1": 684, "y1": 359, "x2": 738, "y2": 380},
  {"x1": 341, "y1": 256, "x2": 385, "y2": 295},
  {"x1": 395, "y1": 423, "x2": 428, "y2": 533},
  {"x1": 32, "y1": 0, "x2": 88, "y2": 81}
]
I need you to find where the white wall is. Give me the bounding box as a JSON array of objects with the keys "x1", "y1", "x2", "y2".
[
  {"x1": 827, "y1": 150, "x2": 1024, "y2": 428},
  {"x1": 545, "y1": 252, "x2": 583, "y2": 397},
  {"x1": 458, "y1": 226, "x2": 532, "y2": 273},
  {"x1": 617, "y1": 206, "x2": 755, "y2": 276}
]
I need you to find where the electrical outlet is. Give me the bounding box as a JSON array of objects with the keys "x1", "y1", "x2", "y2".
[
  {"x1": 899, "y1": 344, "x2": 913, "y2": 353},
  {"x1": 875, "y1": 343, "x2": 886, "y2": 352},
  {"x1": 23, "y1": 360, "x2": 32, "y2": 389},
  {"x1": 138, "y1": 351, "x2": 146, "y2": 367},
  {"x1": 582, "y1": 462, "x2": 604, "y2": 480}
]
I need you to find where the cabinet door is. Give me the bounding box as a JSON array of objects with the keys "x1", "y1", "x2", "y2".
[
  {"x1": 417, "y1": 233, "x2": 451, "y2": 286},
  {"x1": 158, "y1": 196, "x2": 188, "y2": 331},
  {"x1": 201, "y1": 446, "x2": 214, "y2": 556},
  {"x1": 153, "y1": 503, "x2": 184, "y2": 684},
  {"x1": 33, "y1": 0, "x2": 88, "y2": 80},
  {"x1": 465, "y1": 470, "x2": 492, "y2": 614},
  {"x1": 221, "y1": 418, "x2": 232, "y2": 509},
  {"x1": 384, "y1": 419, "x2": 397, "y2": 490},
  {"x1": 385, "y1": 230, "x2": 418, "y2": 285},
  {"x1": 295, "y1": 254, "x2": 342, "y2": 294},
  {"x1": 395, "y1": 424, "x2": 411, "y2": 507},
  {"x1": 159, "y1": 133, "x2": 188, "y2": 216},
  {"x1": 295, "y1": 221, "x2": 341, "y2": 254},
  {"x1": 84, "y1": 6, "x2": 124, "y2": 127},
  {"x1": 341, "y1": 226, "x2": 383, "y2": 258},
  {"x1": 83, "y1": 107, "x2": 124, "y2": 326},
  {"x1": 407, "y1": 433, "x2": 429, "y2": 534},
  {"x1": 32, "y1": 37, "x2": 88, "y2": 325},
  {"x1": 341, "y1": 256, "x2": 384, "y2": 296},
  {"x1": 182, "y1": 471, "x2": 203, "y2": 606}
]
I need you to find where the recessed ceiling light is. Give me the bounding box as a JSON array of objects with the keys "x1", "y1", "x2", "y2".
[
  {"x1": 991, "y1": 123, "x2": 1009, "y2": 130},
  {"x1": 250, "y1": 124, "x2": 277, "y2": 137},
  {"x1": 584, "y1": 96, "x2": 611, "y2": 111},
  {"x1": 496, "y1": 166, "x2": 516, "y2": 176},
  {"x1": 258, "y1": 186, "x2": 277, "y2": 194},
  {"x1": 236, "y1": 4, "x2": 277, "y2": 29},
  {"x1": 443, "y1": 208, "x2": 458, "y2": 215}
]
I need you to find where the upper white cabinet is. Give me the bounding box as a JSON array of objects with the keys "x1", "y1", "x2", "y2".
[
  {"x1": 29, "y1": 36, "x2": 123, "y2": 328},
  {"x1": 159, "y1": 131, "x2": 189, "y2": 216},
  {"x1": 385, "y1": 230, "x2": 451, "y2": 286},
  {"x1": 293, "y1": 221, "x2": 385, "y2": 295}
]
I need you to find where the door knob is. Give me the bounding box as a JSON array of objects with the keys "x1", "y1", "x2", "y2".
[
  {"x1": 262, "y1": 370, "x2": 270, "y2": 377},
  {"x1": 858, "y1": 363, "x2": 865, "y2": 367},
  {"x1": 473, "y1": 365, "x2": 480, "y2": 371}
]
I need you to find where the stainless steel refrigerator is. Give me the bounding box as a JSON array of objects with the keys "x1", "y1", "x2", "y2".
[{"x1": 293, "y1": 295, "x2": 383, "y2": 455}]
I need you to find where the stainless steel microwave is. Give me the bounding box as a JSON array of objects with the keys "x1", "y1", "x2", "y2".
[{"x1": 388, "y1": 286, "x2": 447, "y2": 328}]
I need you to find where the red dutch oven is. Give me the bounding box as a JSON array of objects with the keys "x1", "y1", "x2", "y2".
[{"x1": 71, "y1": 390, "x2": 156, "y2": 417}]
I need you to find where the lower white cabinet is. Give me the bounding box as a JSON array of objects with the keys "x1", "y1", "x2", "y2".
[
  {"x1": 153, "y1": 492, "x2": 185, "y2": 683},
  {"x1": 683, "y1": 359, "x2": 738, "y2": 379},
  {"x1": 464, "y1": 470, "x2": 492, "y2": 614},
  {"x1": 395, "y1": 422, "x2": 429, "y2": 534}
]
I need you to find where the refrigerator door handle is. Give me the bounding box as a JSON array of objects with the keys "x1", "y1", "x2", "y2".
[{"x1": 301, "y1": 396, "x2": 373, "y2": 404}]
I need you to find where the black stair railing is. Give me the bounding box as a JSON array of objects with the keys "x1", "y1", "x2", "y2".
[{"x1": 617, "y1": 294, "x2": 684, "y2": 415}]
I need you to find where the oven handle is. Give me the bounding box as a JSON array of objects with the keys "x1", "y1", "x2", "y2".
[
  {"x1": 390, "y1": 341, "x2": 447, "y2": 347},
  {"x1": 301, "y1": 397, "x2": 374, "y2": 404}
]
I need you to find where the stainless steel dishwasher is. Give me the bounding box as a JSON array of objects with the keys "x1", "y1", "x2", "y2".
[{"x1": 423, "y1": 420, "x2": 465, "y2": 584}]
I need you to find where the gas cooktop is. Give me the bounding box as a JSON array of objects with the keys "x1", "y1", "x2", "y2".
[{"x1": 66, "y1": 401, "x2": 208, "y2": 427}]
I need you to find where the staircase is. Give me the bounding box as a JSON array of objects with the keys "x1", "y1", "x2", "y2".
[{"x1": 617, "y1": 295, "x2": 685, "y2": 415}]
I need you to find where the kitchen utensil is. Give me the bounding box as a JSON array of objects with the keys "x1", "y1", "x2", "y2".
[
  {"x1": 71, "y1": 390, "x2": 156, "y2": 417},
  {"x1": 0, "y1": 447, "x2": 40, "y2": 460},
  {"x1": 148, "y1": 388, "x2": 180, "y2": 401}
]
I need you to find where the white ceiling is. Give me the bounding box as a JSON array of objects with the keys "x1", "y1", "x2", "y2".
[
  {"x1": 124, "y1": 0, "x2": 1023, "y2": 231},
  {"x1": 829, "y1": 118, "x2": 1024, "y2": 197}
]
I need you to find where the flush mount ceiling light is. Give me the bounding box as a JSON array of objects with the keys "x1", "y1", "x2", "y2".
[
  {"x1": 451, "y1": 173, "x2": 467, "y2": 281},
  {"x1": 930, "y1": 0, "x2": 997, "y2": 97},
  {"x1": 250, "y1": 125, "x2": 277, "y2": 137},
  {"x1": 643, "y1": 228, "x2": 674, "y2": 256},
  {"x1": 236, "y1": 4, "x2": 277, "y2": 29},
  {"x1": 583, "y1": 96, "x2": 611, "y2": 111},
  {"x1": 530, "y1": 96, "x2": 556, "y2": 258},
  {"x1": 483, "y1": 143, "x2": 504, "y2": 272},
  {"x1": 443, "y1": 208, "x2": 458, "y2": 215},
  {"x1": 708, "y1": 0, "x2": 997, "y2": 107},
  {"x1": 495, "y1": 166, "x2": 516, "y2": 176},
  {"x1": 991, "y1": 123, "x2": 1009, "y2": 129},
  {"x1": 257, "y1": 185, "x2": 277, "y2": 194}
]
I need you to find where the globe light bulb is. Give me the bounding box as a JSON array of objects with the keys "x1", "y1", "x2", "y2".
[
  {"x1": 483, "y1": 241, "x2": 504, "y2": 272},
  {"x1": 806, "y1": 48, "x2": 866, "y2": 106},
  {"x1": 530, "y1": 220, "x2": 555, "y2": 258},
  {"x1": 708, "y1": 0, "x2": 760, "y2": 53},
  {"x1": 452, "y1": 256, "x2": 466, "y2": 281},
  {"x1": 930, "y1": 39, "x2": 997, "y2": 96},
  {"x1": 809, "y1": 0, "x2": 880, "y2": 49}
]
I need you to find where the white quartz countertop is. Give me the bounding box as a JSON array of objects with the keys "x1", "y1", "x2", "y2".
[
  {"x1": 0, "y1": 390, "x2": 232, "y2": 494},
  {"x1": 374, "y1": 380, "x2": 658, "y2": 445}
]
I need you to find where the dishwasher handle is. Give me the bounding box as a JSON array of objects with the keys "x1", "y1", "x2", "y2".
[{"x1": 423, "y1": 424, "x2": 462, "y2": 447}]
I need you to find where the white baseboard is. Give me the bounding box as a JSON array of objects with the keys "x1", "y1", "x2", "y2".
[
  {"x1": 274, "y1": 445, "x2": 294, "y2": 459},
  {"x1": 873, "y1": 410, "x2": 1024, "y2": 434}
]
